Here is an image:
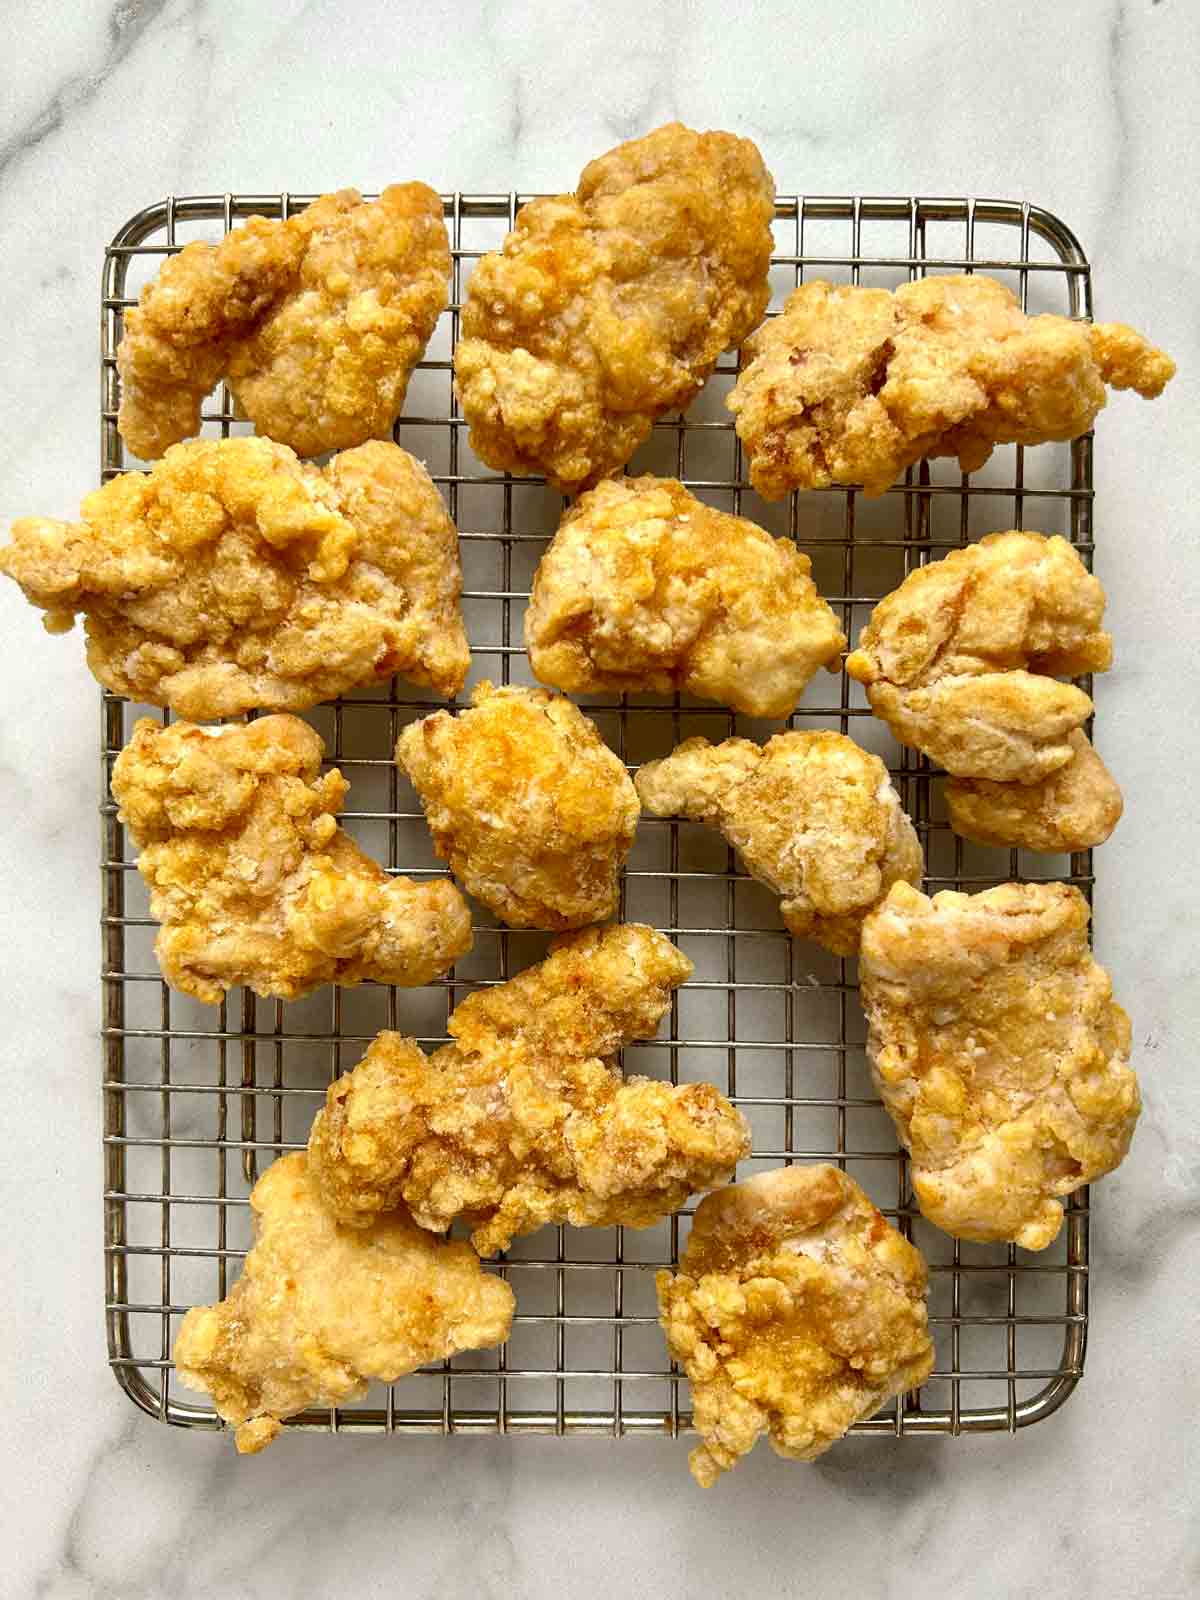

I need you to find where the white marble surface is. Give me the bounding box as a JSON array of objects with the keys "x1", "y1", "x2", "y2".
[{"x1": 1, "y1": 1, "x2": 1197, "y2": 1595}]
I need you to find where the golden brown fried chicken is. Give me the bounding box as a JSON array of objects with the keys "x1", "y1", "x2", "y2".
[
  {"x1": 117, "y1": 184, "x2": 450, "y2": 459},
  {"x1": 728, "y1": 274, "x2": 1175, "y2": 499},
  {"x1": 657, "y1": 1165, "x2": 934, "y2": 1486},
  {"x1": 0, "y1": 437, "x2": 469, "y2": 718},
  {"x1": 308, "y1": 922, "x2": 750, "y2": 1254},
  {"x1": 525, "y1": 476, "x2": 846, "y2": 717},
  {"x1": 112, "y1": 715, "x2": 471, "y2": 1003},
  {"x1": 846, "y1": 531, "x2": 1110, "y2": 783},
  {"x1": 945, "y1": 730, "x2": 1123, "y2": 852},
  {"x1": 454, "y1": 123, "x2": 775, "y2": 490},
  {"x1": 859, "y1": 882, "x2": 1139, "y2": 1249},
  {"x1": 636, "y1": 732, "x2": 922, "y2": 955},
  {"x1": 396, "y1": 682, "x2": 639, "y2": 929},
  {"x1": 173, "y1": 1152, "x2": 513, "y2": 1454}
]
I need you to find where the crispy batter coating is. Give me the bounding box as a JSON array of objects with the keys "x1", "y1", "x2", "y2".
[
  {"x1": 396, "y1": 682, "x2": 640, "y2": 929},
  {"x1": 525, "y1": 476, "x2": 846, "y2": 717},
  {"x1": 846, "y1": 531, "x2": 1110, "y2": 784},
  {"x1": 946, "y1": 730, "x2": 1123, "y2": 852},
  {"x1": 117, "y1": 184, "x2": 450, "y2": 459},
  {"x1": 173, "y1": 1153, "x2": 513, "y2": 1453},
  {"x1": 454, "y1": 123, "x2": 775, "y2": 490},
  {"x1": 112, "y1": 715, "x2": 471, "y2": 1003},
  {"x1": 728, "y1": 275, "x2": 1175, "y2": 499},
  {"x1": 308, "y1": 923, "x2": 750, "y2": 1254},
  {"x1": 636, "y1": 732, "x2": 922, "y2": 955},
  {"x1": 0, "y1": 437, "x2": 469, "y2": 718},
  {"x1": 657, "y1": 1165, "x2": 934, "y2": 1485},
  {"x1": 859, "y1": 882, "x2": 1139, "y2": 1249}
]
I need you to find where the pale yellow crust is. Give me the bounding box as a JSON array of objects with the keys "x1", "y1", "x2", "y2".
[
  {"x1": 117, "y1": 184, "x2": 450, "y2": 459},
  {"x1": 396, "y1": 682, "x2": 640, "y2": 929},
  {"x1": 636, "y1": 731, "x2": 922, "y2": 954},
  {"x1": 525, "y1": 476, "x2": 845, "y2": 717},
  {"x1": 945, "y1": 730, "x2": 1123, "y2": 852},
  {"x1": 657, "y1": 1165, "x2": 934, "y2": 1486},
  {"x1": 454, "y1": 123, "x2": 775, "y2": 490},
  {"x1": 859, "y1": 882, "x2": 1140, "y2": 1249},
  {"x1": 0, "y1": 436, "x2": 470, "y2": 717},
  {"x1": 112, "y1": 715, "x2": 472, "y2": 1003},
  {"x1": 728, "y1": 274, "x2": 1175, "y2": 499},
  {"x1": 173, "y1": 1152, "x2": 514, "y2": 1453},
  {"x1": 846, "y1": 531, "x2": 1109, "y2": 784},
  {"x1": 307, "y1": 922, "x2": 750, "y2": 1255}
]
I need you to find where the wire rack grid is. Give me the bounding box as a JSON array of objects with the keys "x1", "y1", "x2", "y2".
[{"x1": 99, "y1": 189, "x2": 1098, "y2": 1445}]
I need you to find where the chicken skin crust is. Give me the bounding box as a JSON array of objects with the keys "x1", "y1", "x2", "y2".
[
  {"x1": 173, "y1": 1153, "x2": 513, "y2": 1454},
  {"x1": 0, "y1": 436, "x2": 469, "y2": 718},
  {"x1": 657, "y1": 1165, "x2": 934, "y2": 1486},
  {"x1": 727, "y1": 274, "x2": 1175, "y2": 499},
  {"x1": 859, "y1": 882, "x2": 1139, "y2": 1250},
  {"x1": 636, "y1": 731, "x2": 922, "y2": 955},
  {"x1": 454, "y1": 123, "x2": 776, "y2": 490},
  {"x1": 525, "y1": 476, "x2": 846, "y2": 717},
  {"x1": 117, "y1": 184, "x2": 450, "y2": 460},
  {"x1": 396, "y1": 681, "x2": 640, "y2": 929},
  {"x1": 112, "y1": 715, "x2": 472, "y2": 1003},
  {"x1": 307, "y1": 922, "x2": 750, "y2": 1255}
]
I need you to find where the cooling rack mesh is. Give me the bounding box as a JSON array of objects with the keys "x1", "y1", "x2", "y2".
[{"x1": 100, "y1": 192, "x2": 1094, "y2": 1440}]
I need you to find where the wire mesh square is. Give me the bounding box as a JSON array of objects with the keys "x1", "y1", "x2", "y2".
[{"x1": 100, "y1": 191, "x2": 1093, "y2": 1443}]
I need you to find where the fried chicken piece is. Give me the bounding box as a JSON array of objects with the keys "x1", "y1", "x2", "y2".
[
  {"x1": 657, "y1": 1165, "x2": 934, "y2": 1486},
  {"x1": 728, "y1": 274, "x2": 1175, "y2": 499},
  {"x1": 525, "y1": 476, "x2": 846, "y2": 717},
  {"x1": 454, "y1": 123, "x2": 775, "y2": 490},
  {"x1": 117, "y1": 184, "x2": 450, "y2": 460},
  {"x1": 308, "y1": 922, "x2": 750, "y2": 1254},
  {"x1": 846, "y1": 531, "x2": 1110, "y2": 783},
  {"x1": 112, "y1": 715, "x2": 471, "y2": 1003},
  {"x1": 946, "y1": 730, "x2": 1123, "y2": 852},
  {"x1": 636, "y1": 732, "x2": 922, "y2": 955},
  {"x1": 859, "y1": 882, "x2": 1139, "y2": 1249},
  {"x1": 396, "y1": 682, "x2": 639, "y2": 929},
  {"x1": 0, "y1": 436, "x2": 469, "y2": 718},
  {"x1": 173, "y1": 1152, "x2": 513, "y2": 1453}
]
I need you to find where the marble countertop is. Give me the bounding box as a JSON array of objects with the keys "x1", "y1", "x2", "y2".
[{"x1": 1, "y1": 1, "x2": 1197, "y2": 1595}]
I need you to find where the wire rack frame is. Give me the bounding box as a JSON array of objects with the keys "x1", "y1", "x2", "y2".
[{"x1": 99, "y1": 191, "x2": 1098, "y2": 1444}]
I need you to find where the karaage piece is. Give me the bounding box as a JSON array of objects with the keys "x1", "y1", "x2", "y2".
[
  {"x1": 657, "y1": 1165, "x2": 934, "y2": 1486},
  {"x1": 859, "y1": 881, "x2": 1139, "y2": 1249},
  {"x1": 525, "y1": 476, "x2": 846, "y2": 717},
  {"x1": 112, "y1": 715, "x2": 471, "y2": 1003},
  {"x1": 173, "y1": 1153, "x2": 513, "y2": 1454},
  {"x1": 396, "y1": 682, "x2": 639, "y2": 929},
  {"x1": 636, "y1": 731, "x2": 922, "y2": 955},
  {"x1": 117, "y1": 184, "x2": 450, "y2": 459},
  {"x1": 845, "y1": 531, "x2": 1110, "y2": 783},
  {"x1": 946, "y1": 730, "x2": 1123, "y2": 852},
  {"x1": 728, "y1": 274, "x2": 1175, "y2": 499},
  {"x1": 0, "y1": 436, "x2": 469, "y2": 718},
  {"x1": 454, "y1": 123, "x2": 775, "y2": 490},
  {"x1": 308, "y1": 922, "x2": 750, "y2": 1254}
]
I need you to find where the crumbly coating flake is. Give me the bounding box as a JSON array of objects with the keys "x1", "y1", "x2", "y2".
[
  {"x1": 112, "y1": 715, "x2": 471, "y2": 1002},
  {"x1": 117, "y1": 184, "x2": 450, "y2": 459},
  {"x1": 395, "y1": 681, "x2": 640, "y2": 929},
  {"x1": 0, "y1": 436, "x2": 470, "y2": 717},
  {"x1": 525, "y1": 475, "x2": 845, "y2": 717},
  {"x1": 454, "y1": 123, "x2": 775, "y2": 489},
  {"x1": 636, "y1": 731, "x2": 922, "y2": 954},
  {"x1": 307, "y1": 922, "x2": 750, "y2": 1254},
  {"x1": 859, "y1": 881, "x2": 1139, "y2": 1249},
  {"x1": 657, "y1": 1164, "x2": 934, "y2": 1484},
  {"x1": 173, "y1": 1153, "x2": 513, "y2": 1452},
  {"x1": 728, "y1": 274, "x2": 1174, "y2": 499}
]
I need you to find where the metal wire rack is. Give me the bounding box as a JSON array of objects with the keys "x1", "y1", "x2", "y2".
[{"x1": 100, "y1": 191, "x2": 1098, "y2": 1444}]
